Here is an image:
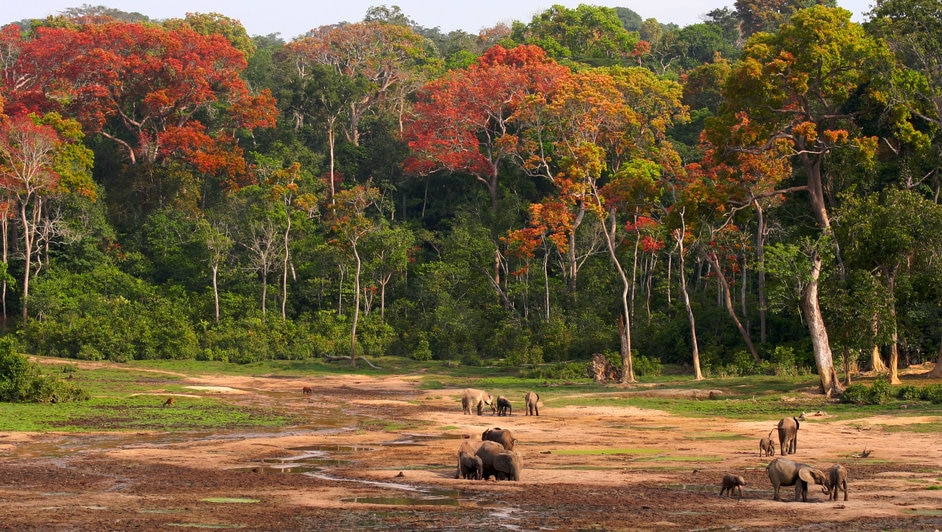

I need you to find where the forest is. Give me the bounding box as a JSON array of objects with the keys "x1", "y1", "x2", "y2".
[{"x1": 1, "y1": 0, "x2": 941, "y2": 397}]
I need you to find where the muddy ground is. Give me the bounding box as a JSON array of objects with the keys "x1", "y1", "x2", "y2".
[{"x1": 0, "y1": 362, "x2": 941, "y2": 531}]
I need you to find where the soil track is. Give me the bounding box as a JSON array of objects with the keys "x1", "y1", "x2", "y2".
[{"x1": 0, "y1": 363, "x2": 940, "y2": 530}]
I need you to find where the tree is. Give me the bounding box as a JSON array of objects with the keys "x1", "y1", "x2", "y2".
[
  {"x1": 515, "y1": 66, "x2": 687, "y2": 382},
  {"x1": 405, "y1": 44, "x2": 570, "y2": 212},
  {"x1": 706, "y1": 6, "x2": 891, "y2": 396},
  {"x1": 329, "y1": 184, "x2": 380, "y2": 365},
  {"x1": 835, "y1": 188, "x2": 942, "y2": 383},
  {"x1": 6, "y1": 21, "x2": 276, "y2": 208},
  {"x1": 510, "y1": 4, "x2": 642, "y2": 66},
  {"x1": 0, "y1": 112, "x2": 93, "y2": 323}
]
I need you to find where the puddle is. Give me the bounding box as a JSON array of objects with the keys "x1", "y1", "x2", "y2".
[
  {"x1": 201, "y1": 497, "x2": 260, "y2": 504},
  {"x1": 381, "y1": 433, "x2": 467, "y2": 446}
]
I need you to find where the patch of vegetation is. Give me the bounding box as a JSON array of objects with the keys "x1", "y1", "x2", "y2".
[
  {"x1": 552, "y1": 448, "x2": 662, "y2": 456},
  {"x1": 0, "y1": 393, "x2": 292, "y2": 432},
  {"x1": 0, "y1": 339, "x2": 89, "y2": 403},
  {"x1": 842, "y1": 379, "x2": 942, "y2": 405},
  {"x1": 881, "y1": 422, "x2": 942, "y2": 434}
]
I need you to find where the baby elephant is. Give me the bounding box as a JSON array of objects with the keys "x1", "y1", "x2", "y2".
[
  {"x1": 496, "y1": 396, "x2": 512, "y2": 416},
  {"x1": 719, "y1": 473, "x2": 746, "y2": 497},
  {"x1": 524, "y1": 391, "x2": 540, "y2": 416},
  {"x1": 457, "y1": 450, "x2": 483, "y2": 480},
  {"x1": 826, "y1": 464, "x2": 848, "y2": 501},
  {"x1": 759, "y1": 429, "x2": 775, "y2": 457}
]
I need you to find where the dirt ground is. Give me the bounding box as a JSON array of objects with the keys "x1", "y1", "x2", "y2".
[{"x1": 0, "y1": 363, "x2": 941, "y2": 531}]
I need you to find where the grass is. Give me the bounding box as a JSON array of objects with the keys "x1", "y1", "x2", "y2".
[
  {"x1": 0, "y1": 395, "x2": 292, "y2": 432},
  {"x1": 11, "y1": 355, "x2": 942, "y2": 432}
]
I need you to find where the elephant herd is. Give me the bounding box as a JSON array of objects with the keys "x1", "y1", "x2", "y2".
[
  {"x1": 454, "y1": 388, "x2": 538, "y2": 482},
  {"x1": 453, "y1": 389, "x2": 850, "y2": 500},
  {"x1": 720, "y1": 415, "x2": 849, "y2": 502},
  {"x1": 460, "y1": 388, "x2": 540, "y2": 417},
  {"x1": 455, "y1": 427, "x2": 522, "y2": 481}
]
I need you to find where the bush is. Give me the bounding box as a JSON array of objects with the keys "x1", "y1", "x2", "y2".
[
  {"x1": 896, "y1": 385, "x2": 922, "y2": 401},
  {"x1": 529, "y1": 361, "x2": 589, "y2": 381},
  {"x1": 869, "y1": 377, "x2": 892, "y2": 405},
  {"x1": 840, "y1": 383, "x2": 872, "y2": 405},
  {"x1": 0, "y1": 337, "x2": 88, "y2": 403},
  {"x1": 634, "y1": 355, "x2": 662, "y2": 377}
]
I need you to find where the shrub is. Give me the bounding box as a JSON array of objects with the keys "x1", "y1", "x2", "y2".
[
  {"x1": 840, "y1": 383, "x2": 871, "y2": 405},
  {"x1": 896, "y1": 385, "x2": 922, "y2": 401},
  {"x1": 869, "y1": 377, "x2": 892, "y2": 405},
  {"x1": 530, "y1": 361, "x2": 589, "y2": 381},
  {"x1": 920, "y1": 384, "x2": 942, "y2": 403},
  {"x1": 0, "y1": 337, "x2": 88, "y2": 403},
  {"x1": 634, "y1": 355, "x2": 662, "y2": 377}
]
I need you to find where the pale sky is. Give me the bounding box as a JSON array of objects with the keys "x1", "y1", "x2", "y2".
[{"x1": 4, "y1": 0, "x2": 875, "y2": 40}]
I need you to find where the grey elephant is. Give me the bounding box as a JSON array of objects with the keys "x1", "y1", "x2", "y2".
[
  {"x1": 777, "y1": 417, "x2": 800, "y2": 455},
  {"x1": 475, "y1": 440, "x2": 522, "y2": 481},
  {"x1": 461, "y1": 388, "x2": 495, "y2": 415},
  {"x1": 766, "y1": 458, "x2": 829, "y2": 502},
  {"x1": 826, "y1": 464, "x2": 848, "y2": 501},
  {"x1": 482, "y1": 427, "x2": 516, "y2": 451},
  {"x1": 496, "y1": 396, "x2": 512, "y2": 416},
  {"x1": 524, "y1": 391, "x2": 540, "y2": 416},
  {"x1": 719, "y1": 473, "x2": 746, "y2": 497},
  {"x1": 457, "y1": 450, "x2": 483, "y2": 480},
  {"x1": 759, "y1": 429, "x2": 775, "y2": 457},
  {"x1": 454, "y1": 440, "x2": 482, "y2": 479}
]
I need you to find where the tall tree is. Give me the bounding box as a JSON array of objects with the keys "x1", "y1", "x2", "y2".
[
  {"x1": 405, "y1": 44, "x2": 570, "y2": 212},
  {"x1": 329, "y1": 184, "x2": 380, "y2": 365},
  {"x1": 835, "y1": 188, "x2": 942, "y2": 383},
  {"x1": 516, "y1": 66, "x2": 687, "y2": 382},
  {"x1": 706, "y1": 6, "x2": 891, "y2": 396},
  {"x1": 0, "y1": 112, "x2": 94, "y2": 323},
  {"x1": 5, "y1": 21, "x2": 276, "y2": 209},
  {"x1": 510, "y1": 4, "x2": 642, "y2": 66}
]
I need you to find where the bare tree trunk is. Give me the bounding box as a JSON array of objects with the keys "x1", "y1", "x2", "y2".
[
  {"x1": 869, "y1": 311, "x2": 888, "y2": 372},
  {"x1": 887, "y1": 275, "x2": 901, "y2": 384},
  {"x1": 350, "y1": 244, "x2": 362, "y2": 366},
  {"x1": 754, "y1": 200, "x2": 768, "y2": 344},
  {"x1": 703, "y1": 250, "x2": 759, "y2": 363},
  {"x1": 800, "y1": 249, "x2": 841, "y2": 397},
  {"x1": 675, "y1": 227, "x2": 702, "y2": 380}
]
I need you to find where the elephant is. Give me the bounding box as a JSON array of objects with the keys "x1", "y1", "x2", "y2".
[
  {"x1": 766, "y1": 458, "x2": 829, "y2": 502},
  {"x1": 719, "y1": 473, "x2": 746, "y2": 497},
  {"x1": 457, "y1": 450, "x2": 483, "y2": 480},
  {"x1": 454, "y1": 440, "x2": 482, "y2": 479},
  {"x1": 826, "y1": 464, "x2": 848, "y2": 501},
  {"x1": 777, "y1": 417, "x2": 800, "y2": 455},
  {"x1": 475, "y1": 440, "x2": 521, "y2": 481},
  {"x1": 496, "y1": 396, "x2": 512, "y2": 416},
  {"x1": 759, "y1": 429, "x2": 775, "y2": 457},
  {"x1": 461, "y1": 388, "x2": 495, "y2": 415},
  {"x1": 482, "y1": 427, "x2": 516, "y2": 451},
  {"x1": 493, "y1": 452, "x2": 522, "y2": 481},
  {"x1": 524, "y1": 391, "x2": 540, "y2": 416}
]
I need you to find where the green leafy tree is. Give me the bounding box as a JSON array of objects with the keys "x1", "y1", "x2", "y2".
[
  {"x1": 707, "y1": 6, "x2": 892, "y2": 396},
  {"x1": 510, "y1": 4, "x2": 642, "y2": 66},
  {"x1": 835, "y1": 188, "x2": 942, "y2": 383}
]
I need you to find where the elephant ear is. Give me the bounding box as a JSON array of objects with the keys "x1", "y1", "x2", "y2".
[{"x1": 798, "y1": 467, "x2": 819, "y2": 484}]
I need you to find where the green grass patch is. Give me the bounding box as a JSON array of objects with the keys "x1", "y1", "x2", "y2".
[
  {"x1": 880, "y1": 422, "x2": 942, "y2": 433},
  {"x1": 683, "y1": 431, "x2": 746, "y2": 441},
  {"x1": 0, "y1": 395, "x2": 291, "y2": 432},
  {"x1": 633, "y1": 455, "x2": 724, "y2": 462},
  {"x1": 552, "y1": 448, "x2": 662, "y2": 456},
  {"x1": 200, "y1": 497, "x2": 259, "y2": 504}
]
